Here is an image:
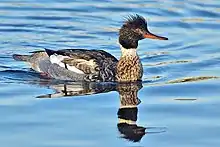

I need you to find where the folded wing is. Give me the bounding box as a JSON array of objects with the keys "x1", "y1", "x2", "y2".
[{"x1": 45, "y1": 49, "x2": 118, "y2": 82}]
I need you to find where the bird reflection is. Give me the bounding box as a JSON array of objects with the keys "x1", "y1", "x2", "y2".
[
  {"x1": 36, "y1": 81, "x2": 117, "y2": 98},
  {"x1": 36, "y1": 80, "x2": 165, "y2": 142},
  {"x1": 117, "y1": 82, "x2": 145, "y2": 142}
]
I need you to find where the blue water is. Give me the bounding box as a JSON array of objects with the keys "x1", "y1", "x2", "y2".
[{"x1": 0, "y1": 0, "x2": 220, "y2": 146}]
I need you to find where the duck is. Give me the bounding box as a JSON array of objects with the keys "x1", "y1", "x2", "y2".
[{"x1": 13, "y1": 14, "x2": 168, "y2": 82}]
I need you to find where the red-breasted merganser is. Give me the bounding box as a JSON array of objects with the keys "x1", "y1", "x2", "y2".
[{"x1": 13, "y1": 14, "x2": 168, "y2": 82}]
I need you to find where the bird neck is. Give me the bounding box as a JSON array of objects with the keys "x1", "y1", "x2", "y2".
[
  {"x1": 120, "y1": 44, "x2": 138, "y2": 58},
  {"x1": 116, "y1": 44, "x2": 143, "y2": 82}
]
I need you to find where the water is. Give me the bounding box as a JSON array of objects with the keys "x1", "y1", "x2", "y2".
[{"x1": 0, "y1": 0, "x2": 220, "y2": 146}]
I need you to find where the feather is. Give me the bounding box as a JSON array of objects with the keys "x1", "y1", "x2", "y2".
[
  {"x1": 49, "y1": 54, "x2": 85, "y2": 74},
  {"x1": 125, "y1": 14, "x2": 147, "y2": 27},
  {"x1": 43, "y1": 48, "x2": 117, "y2": 81}
]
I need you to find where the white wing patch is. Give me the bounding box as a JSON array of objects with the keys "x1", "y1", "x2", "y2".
[{"x1": 50, "y1": 54, "x2": 84, "y2": 74}]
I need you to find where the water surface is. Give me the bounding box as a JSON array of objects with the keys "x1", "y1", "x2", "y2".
[{"x1": 0, "y1": 0, "x2": 220, "y2": 146}]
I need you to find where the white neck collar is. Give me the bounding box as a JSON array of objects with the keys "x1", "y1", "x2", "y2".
[{"x1": 120, "y1": 44, "x2": 137, "y2": 57}]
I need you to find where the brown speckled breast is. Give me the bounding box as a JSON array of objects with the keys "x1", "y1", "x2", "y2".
[{"x1": 116, "y1": 56, "x2": 143, "y2": 82}]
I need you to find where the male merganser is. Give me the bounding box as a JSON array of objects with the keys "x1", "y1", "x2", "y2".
[{"x1": 13, "y1": 14, "x2": 168, "y2": 82}]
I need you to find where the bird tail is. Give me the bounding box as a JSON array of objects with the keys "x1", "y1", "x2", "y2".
[{"x1": 12, "y1": 54, "x2": 31, "y2": 62}]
